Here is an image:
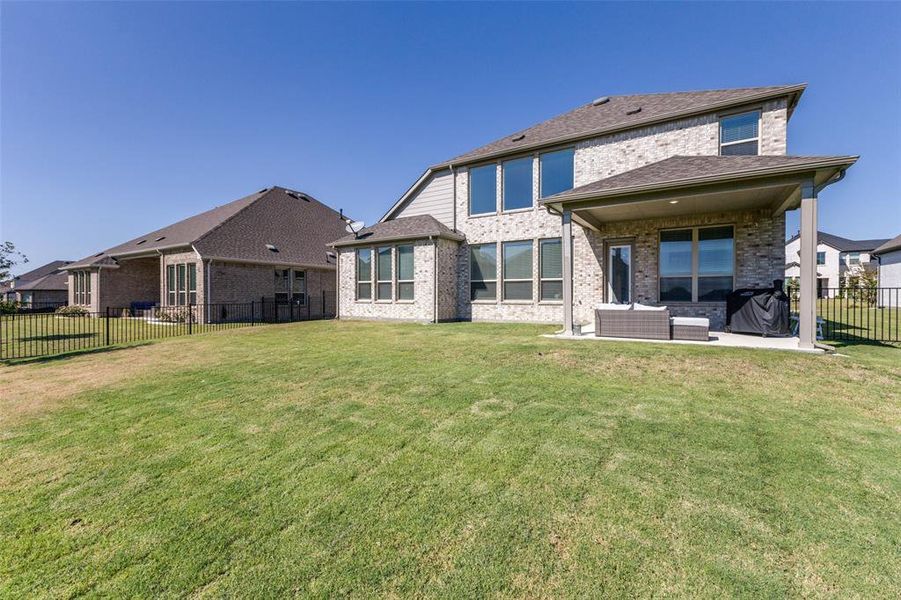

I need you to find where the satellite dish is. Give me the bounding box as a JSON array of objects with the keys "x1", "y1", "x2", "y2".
[{"x1": 346, "y1": 221, "x2": 365, "y2": 234}]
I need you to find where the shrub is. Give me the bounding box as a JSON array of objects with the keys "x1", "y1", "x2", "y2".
[
  {"x1": 0, "y1": 300, "x2": 20, "y2": 314},
  {"x1": 155, "y1": 306, "x2": 196, "y2": 323},
  {"x1": 55, "y1": 305, "x2": 90, "y2": 316}
]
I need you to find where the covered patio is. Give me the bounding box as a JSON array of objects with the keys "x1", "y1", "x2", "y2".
[{"x1": 543, "y1": 155, "x2": 858, "y2": 350}]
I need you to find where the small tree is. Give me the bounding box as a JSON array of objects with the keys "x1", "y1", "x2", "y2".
[{"x1": 0, "y1": 242, "x2": 28, "y2": 281}]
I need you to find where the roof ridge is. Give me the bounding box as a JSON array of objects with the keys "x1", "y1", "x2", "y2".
[{"x1": 610, "y1": 83, "x2": 805, "y2": 100}]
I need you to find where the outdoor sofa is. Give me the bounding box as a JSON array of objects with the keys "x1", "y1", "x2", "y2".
[{"x1": 594, "y1": 304, "x2": 709, "y2": 341}]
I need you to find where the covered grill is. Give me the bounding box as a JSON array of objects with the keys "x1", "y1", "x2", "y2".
[{"x1": 725, "y1": 284, "x2": 790, "y2": 336}]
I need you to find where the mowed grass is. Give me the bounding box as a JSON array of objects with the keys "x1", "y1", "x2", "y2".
[{"x1": 1, "y1": 321, "x2": 899, "y2": 598}]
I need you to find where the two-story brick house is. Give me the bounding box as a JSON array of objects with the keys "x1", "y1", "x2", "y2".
[{"x1": 332, "y1": 84, "x2": 857, "y2": 349}]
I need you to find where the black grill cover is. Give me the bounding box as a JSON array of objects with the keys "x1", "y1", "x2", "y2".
[{"x1": 726, "y1": 287, "x2": 790, "y2": 336}]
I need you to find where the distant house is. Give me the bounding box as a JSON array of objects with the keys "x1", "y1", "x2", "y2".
[
  {"x1": 785, "y1": 231, "x2": 888, "y2": 297},
  {"x1": 63, "y1": 186, "x2": 347, "y2": 317},
  {"x1": 1, "y1": 260, "x2": 72, "y2": 307},
  {"x1": 873, "y1": 234, "x2": 901, "y2": 307}
]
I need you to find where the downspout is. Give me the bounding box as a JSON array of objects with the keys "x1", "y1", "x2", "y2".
[
  {"x1": 432, "y1": 236, "x2": 438, "y2": 324},
  {"x1": 335, "y1": 248, "x2": 340, "y2": 320},
  {"x1": 206, "y1": 259, "x2": 212, "y2": 323},
  {"x1": 450, "y1": 165, "x2": 457, "y2": 232},
  {"x1": 811, "y1": 169, "x2": 847, "y2": 353}
]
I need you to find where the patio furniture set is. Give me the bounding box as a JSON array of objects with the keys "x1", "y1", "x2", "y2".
[{"x1": 594, "y1": 304, "x2": 710, "y2": 342}]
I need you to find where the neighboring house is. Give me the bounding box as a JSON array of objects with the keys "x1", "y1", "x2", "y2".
[
  {"x1": 63, "y1": 187, "x2": 347, "y2": 317},
  {"x1": 331, "y1": 83, "x2": 856, "y2": 348},
  {"x1": 785, "y1": 231, "x2": 888, "y2": 296},
  {"x1": 1, "y1": 260, "x2": 72, "y2": 306},
  {"x1": 873, "y1": 234, "x2": 901, "y2": 307}
]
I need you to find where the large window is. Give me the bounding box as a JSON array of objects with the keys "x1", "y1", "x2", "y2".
[
  {"x1": 540, "y1": 148, "x2": 574, "y2": 198},
  {"x1": 292, "y1": 270, "x2": 306, "y2": 304},
  {"x1": 659, "y1": 226, "x2": 734, "y2": 302},
  {"x1": 502, "y1": 240, "x2": 533, "y2": 300},
  {"x1": 719, "y1": 111, "x2": 760, "y2": 156},
  {"x1": 396, "y1": 245, "x2": 414, "y2": 300},
  {"x1": 469, "y1": 164, "x2": 497, "y2": 215},
  {"x1": 377, "y1": 246, "x2": 393, "y2": 300},
  {"x1": 73, "y1": 271, "x2": 91, "y2": 305},
  {"x1": 356, "y1": 248, "x2": 372, "y2": 300},
  {"x1": 274, "y1": 268, "x2": 290, "y2": 301},
  {"x1": 502, "y1": 157, "x2": 533, "y2": 212},
  {"x1": 539, "y1": 238, "x2": 563, "y2": 301},
  {"x1": 470, "y1": 243, "x2": 497, "y2": 300},
  {"x1": 167, "y1": 263, "x2": 197, "y2": 305}
]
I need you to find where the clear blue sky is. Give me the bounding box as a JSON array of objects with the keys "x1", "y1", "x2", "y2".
[{"x1": 2, "y1": 1, "x2": 899, "y2": 273}]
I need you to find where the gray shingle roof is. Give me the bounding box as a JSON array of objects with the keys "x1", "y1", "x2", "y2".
[
  {"x1": 873, "y1": 234, "x2": 901, "y2": 256},
  {"x1": 68, "y1": 187, "x2": 347, "y2": 269},
  {"x1": 543, "y1": 155, "x2": 858, "y2": 203},
  {"x1": 331, "y1": 215, "x2": 464, "y2": 247},
  {"x1": 10, "y1": 260, "x2": 72, "y2": 282},
  {"x1": 14, "y1": 270, "x2": 69, "y2": 291},
  {"x1": 437, "y1": 84, "x2": 806, "y2": 167},
  {"x1": 786, "y1": 230, "x2": 892, "y2": 253}
]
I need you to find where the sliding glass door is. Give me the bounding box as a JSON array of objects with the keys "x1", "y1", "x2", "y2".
[{"x1": 608, "y1": 244, "x2": 632, "y2": 304}]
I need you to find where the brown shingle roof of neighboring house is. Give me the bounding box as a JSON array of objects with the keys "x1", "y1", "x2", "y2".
[
  {"x1": 435, "y1": 84, "x2": 806, "y2": 168},
  {"x1": 10, "y1": 260, "x2": 72, "y2": 282},
  {"x1": 785, "y1": 230, "x2": 891, "y2": 253},
  {"x1": 67, "y1": 187, "x2": 348, "y2": 269},
  {"x1": 14, "y1": 270, "x2": 70, "y2": 291},
  {"x1": 330, "y1": 215, "x2": 465, "y2": 247},
  {"x1": 872, "y1": 234, "x2": 901, "y2": 256},
  {"x1": 542, "y1": 155, "x2": 859, "y2": 203}
]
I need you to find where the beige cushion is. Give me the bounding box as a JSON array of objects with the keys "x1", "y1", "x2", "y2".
[
  {"x1": 632, "y1": 303, "x2": 667, "y2": 311},
  {"x1": 671, "y1": 316, "x2": 709, "y2": 327},
  {"x1": 595, "y1": 303, "x2": 631, "y2": 310}
]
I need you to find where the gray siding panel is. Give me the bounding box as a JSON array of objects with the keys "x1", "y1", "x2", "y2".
[{"x1": 393, "y1": 170, "x2": 454, "y2": 226}]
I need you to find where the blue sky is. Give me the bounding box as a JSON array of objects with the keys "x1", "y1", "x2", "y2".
[{"x1": 2, "y1": 1, "x2": 899, "y2": 273}]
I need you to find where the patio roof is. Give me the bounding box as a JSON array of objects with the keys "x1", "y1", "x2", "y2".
[{"x1": 541, "y1": 155, "x2": 858, "y2": 230}]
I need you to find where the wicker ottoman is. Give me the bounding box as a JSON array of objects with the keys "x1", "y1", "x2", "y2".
[{"x1": 670, "y1": 317, "x2": 710, "y2": 341}]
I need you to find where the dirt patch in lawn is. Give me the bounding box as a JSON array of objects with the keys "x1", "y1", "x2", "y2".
[{"x1": 0, "y1": 337, "x2": 226, "y2": 426}]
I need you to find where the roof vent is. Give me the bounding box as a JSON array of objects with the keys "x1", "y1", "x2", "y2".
[
  {"x1": 626, "y1": 106, "x2": 642, "y2": 115},
  {"x1": 592, "y1": 96, "x2": 610, "y2": 106},
  {"x1": 266, "y1": 244, "x2": 279, "y2": 253},
  {"x1": 155, "y1": 236, "x2": 165, "y2": 242},
  {"x1": 286, "y1": 190, "x2": 309, "y2": 201},
  {"x1": 136, "y1": 240, "x2": 146, "y2": 245},
  {"x1": 258, "y1": 187, "x2": 269, "y2": 194},
  {"x1": 511, "y1": 133, "x2": 525, "y2": 142},
  {"x1": 326, "y1": 251, "x2": 337, "y2": 261},
  {"x1": 94, "y1": 252, "x2": 104, "y2": 257}
]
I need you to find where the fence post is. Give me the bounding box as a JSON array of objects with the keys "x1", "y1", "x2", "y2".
[
  {"x1": 189, "y1": 303, "x2": 194, "y2": 335},
  {"x1": 251, "y1": 301, "x2": 255, "y2": 326},
  {"x1": 105, "y1": 306, "x2": 110, "y2": 346}
]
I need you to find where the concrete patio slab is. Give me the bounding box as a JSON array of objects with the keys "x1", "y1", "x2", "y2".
[{"x1": 544, "y1": 330, "x2": 825, "y2": 353}]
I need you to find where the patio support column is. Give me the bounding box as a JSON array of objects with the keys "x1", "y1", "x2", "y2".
[
  {"x1": 562, "y1": 209, "x2": 574, "y2": 335},
  {"x1": 798, "y1": 179, "x2": 818, "y2": 349}
]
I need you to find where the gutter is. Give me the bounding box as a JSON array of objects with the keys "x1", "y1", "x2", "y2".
[
  {"x1": 196, "y1": 255, "x2": 337, "y2": 270},
  {"x1": 332, "y1": 232, "x2": 465, "y2": 249},
  {"x1": 542, "y1": 156, "x2": 859, "y2": 207}
]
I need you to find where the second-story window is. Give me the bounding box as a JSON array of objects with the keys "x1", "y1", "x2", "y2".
[
  {"x1": 469, "y1": 164, "x2": 497, "y2": 215},
  {"x1": 719, "y1": 111, "x2": 760, "y2": 156},
  {"x1": 817, "y1": 251, "x2": 826, "y2": 265},
  {"x1": 540, "y1": 148, "x2": 574, "y2": 198},
  {"x1": 847, "y1": 252, "x2": 860, "y2": 265},
  {"x1": 502, "y1": 157, "x2": 533, "y2": 211}
]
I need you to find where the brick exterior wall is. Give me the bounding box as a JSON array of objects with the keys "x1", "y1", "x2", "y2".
[
  {"x1": 160, "y1": 250, "x2": 204, "y2": 308},
  {"x1": 207, "y1": 261, "x2": 335, "y2": 317},
  {"x1": 575, "y1": 209, "x2": 786, "y2": 330},
  {"x1": 96, "y1": 257, "x2": 160, "y2": 312},
  {"x1": 337, "y1": 239, "x2": 460, "y2": 322},
  {"x1": 383, "y1": 100, "x2": 790, "y2": 329}
]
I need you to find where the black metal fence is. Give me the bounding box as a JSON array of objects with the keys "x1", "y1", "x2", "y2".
[
  {"x1": 787, "y1": 287, "x2": 901, "y2": 343},
  {"x1": 0, "y1": 293, "x2": 336, "y2": 360}
]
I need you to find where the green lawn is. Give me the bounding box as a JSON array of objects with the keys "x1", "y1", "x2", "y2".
[
  {"x1": 0, "y1": 312, "x2": 250, "y2": 360},
  {"x1": 814, "y1": 299, "x2": 901, "y2": 342},
  {"x1": 1, "y1": 321, "x2": 899, "y2": 597}
]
